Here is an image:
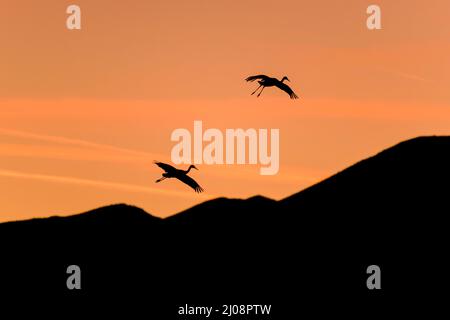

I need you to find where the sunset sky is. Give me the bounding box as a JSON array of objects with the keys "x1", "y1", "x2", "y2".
[{"x1": 1, "y1": 0, "x2": 450, "y2": 222}]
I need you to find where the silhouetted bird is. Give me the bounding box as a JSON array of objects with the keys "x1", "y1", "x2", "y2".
[
  {"x1": 245, "y1": 75, "x2": 299, "y2": 99},
  {"x1": 154, "y1": 161, "x2": 204, "y2": 193}
]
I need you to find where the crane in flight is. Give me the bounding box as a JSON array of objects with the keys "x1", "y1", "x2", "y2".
[
  {"x1": 154, "y1": 161, "x2": 204, "y2": 193},
  {"x1": 245, "y1": 75, "x2": 299, "y2": 99}
]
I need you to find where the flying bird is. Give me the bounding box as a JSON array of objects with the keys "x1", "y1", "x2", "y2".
[
  {"x1": 245, "y1": 75, "x2": 299, "y2": 99},
  {"x1": 154, "y1": 161, "x2": 204, "y2": 193}
]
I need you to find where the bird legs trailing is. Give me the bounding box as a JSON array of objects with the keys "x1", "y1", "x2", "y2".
[
  {"x1": 257, "y1": 86, "x2": 265, "y2": 97},
  {"x1": 155, "y1": 177, "x2": 167, "y2": 183},
  {"x1": 251, "y1": 84, "x2": 265, "y2": 97},
  {"x1": 251, "y1": 84, "x2": 263, "y2": 95},
  {"x1": 246, "y1": 74, "x2": 298, "y2": 99},
  {"x1": 154, "y1": 161, "x2": 204, "y2": 193}
]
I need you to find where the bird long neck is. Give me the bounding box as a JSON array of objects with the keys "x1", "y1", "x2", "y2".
[
  {"x1": 185, "y1": 165, "x2": 193, "y2": 174},
  {"x1": 281, "y1": 77, "x2": 287, "y2": 83}
]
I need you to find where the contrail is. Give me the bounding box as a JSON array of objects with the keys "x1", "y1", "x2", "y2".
[
  {"x1": 394, "y1": 71, "x2": 428, "y2": 82},
  {"x1": 0, "y1": 127, "x2": 164, "y2": 159},
  {"x1": 378, "y1": 67, "x2": 429, "y2": 82},
  {"x1": 0, "y1": 169, "x2": 212, "y2": 200}
]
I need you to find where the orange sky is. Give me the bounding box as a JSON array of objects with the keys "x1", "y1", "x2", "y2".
[{"x1": 1, "y1": 0, "x2": 450, "y2": 222}]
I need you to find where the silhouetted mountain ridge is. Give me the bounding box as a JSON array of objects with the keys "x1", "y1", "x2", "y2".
[
  {"x1": 1, "y1": 136, "x2": 449, "y2": 227},
  {"x1": 1, "y1": 203, "x2": 159, "y2": 228},
  {"x1": 0, "y1": 135, "x2": 448, "y2": 311},
  {"x1": 281, "y1": 135, "x2": 450, "y2": 211}
]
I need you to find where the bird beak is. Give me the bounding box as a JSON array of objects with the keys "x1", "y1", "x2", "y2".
[
  {"x1": 193, "y1": 165, "x2": 199, "y2": 170},
  {"x1": 286, "y1": 78, "x2": 291, "y2": 82}
]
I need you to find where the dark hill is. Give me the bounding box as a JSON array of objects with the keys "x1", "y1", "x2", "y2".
[
  {"x1": 2, "y1": 203, "x2": 159, "y2": 228},
  {"x1": 0, "y1": 136, "x2": 449, "y2": 314},
  {"x1": 1, "y1": 203, "x2": 161, "y2": 246},
  {"x1": 166, "y1": 195, "x2": 277, "y2": 226},
  {"x1": 282, "y1": 135, "x2": 450, "y2": 209}
]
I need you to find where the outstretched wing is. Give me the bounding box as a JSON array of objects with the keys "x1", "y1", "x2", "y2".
[
  {"x1": 154, "y1": 161, "x2": 177, "y2": 173},
  {"x1": 275, "y1": 82, "x2": 299, "y2": 99},
  {"x1": 177, "y1": 174, "x2": 204, "y2": 193},
  {"x1": 245, "y1": 74, "x2": 269, "y2": 82}
]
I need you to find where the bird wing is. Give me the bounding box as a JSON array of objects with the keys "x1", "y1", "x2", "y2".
[
  {"x1": 275, "y1": 82, "x2": 299, "y2": 99},
  {"x1": 245, "y1": 75, "x2": 269, "y2": 82},
  {"x1": 176, "y1": 174, "x2": 204, "y2": 193},
  {"x1": 154, "y1": 161, "x2": 177, "y2": 173}
]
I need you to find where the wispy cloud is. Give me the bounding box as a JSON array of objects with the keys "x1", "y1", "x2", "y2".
[
  {"x1": 393, "y1": 71, "x2": 428, "y2": 82},
  {"x1": 378, "y1": 67, "x2": 429, "y2": 83},
  {"x1": 0, "y1": 143, "x2": 150, "y2": 165},
  {"x1": 0, "y1": 127, "x2": 165, "y2": 159},
  {"x1": 0, "y1": 169, "x2": 213, "y2": 200}
]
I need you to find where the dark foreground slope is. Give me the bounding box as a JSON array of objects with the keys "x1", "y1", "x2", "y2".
[{"x1": 0, "y1": 137, "x2": 449, "y2": 315}]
